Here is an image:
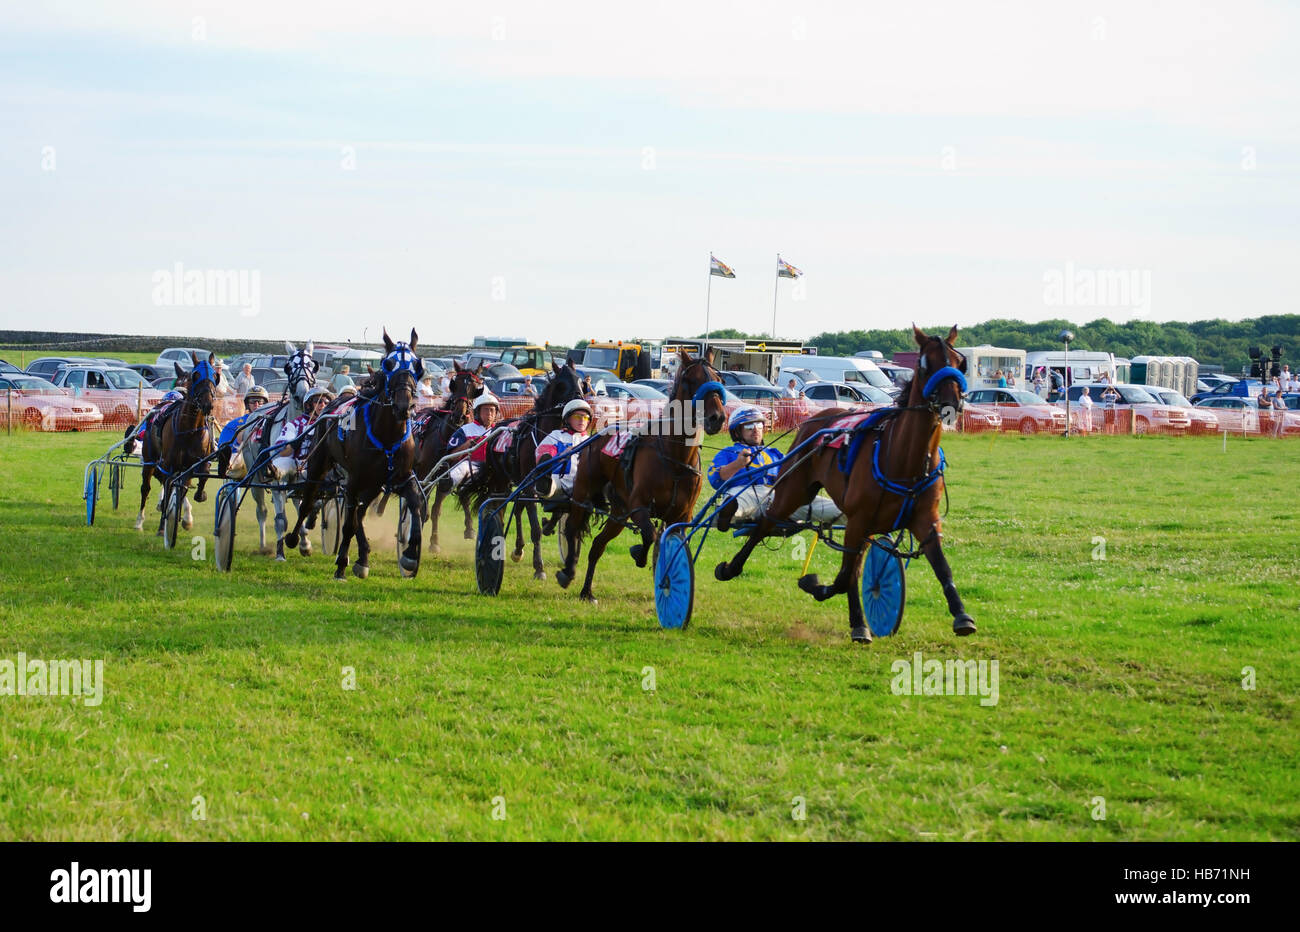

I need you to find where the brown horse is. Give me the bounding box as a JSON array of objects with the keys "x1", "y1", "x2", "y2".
[
  {"x1": 284, "y1": 329, "x2": 424, "y2": 579},
  {"x1": 555, "y1": 349, "x2": 728, "y2": 603},
  {"x1": 712, "y1": 325, "x2": 976, "y2": 643},
  {"x1": 412, "y1": 361, "x2": 485, "y2": 553},
  {"x1": 135, "y1": 353, "x2": 220, "y2": 535}
]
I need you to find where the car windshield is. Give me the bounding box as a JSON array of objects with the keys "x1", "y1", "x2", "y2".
[
  {"x1": 845, "y1": 368, "x2": 892, "y2": 390},
  {"x1": 1118, "y1": 386, "x2": 1159, "y2": 403},
  {"x1": 1159, "y1": 391, "x2": 1192, "y2": 406},
  {"x1": 583, "y1": 348, "x2": 621, "y2": 370},
  {"x1": 857, "y1": 385, "x2": 893, "y2": 403},
  {"x1": 727, "y1": 372, "x2": 771, "y2": 386},
  {"x1": 4, "y1": 376, "x2": 61, "y2": 393},
  {"x1": 1007, "y1": 390, "x2": 1045, "y2": 405},
  {"x1": 614, "y1": 383, "x2": 666, "y2": 400},
  {"x1": 102, "y1": 369, "x2": 149, "y2": 389}
]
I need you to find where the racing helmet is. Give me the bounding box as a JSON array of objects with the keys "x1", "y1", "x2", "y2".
[
  {"x1": 562, "y1": 399, "x2": 593, "y2": 425},
  {"x1": 244, "y1": 385, "x2": 269, "y2": 405},
  {"x1": 728, "y1": 406, "x2": 765, "y2": 442},
  {"x1": 473, "y1": 393, "x2": 500, "y2": 419}
]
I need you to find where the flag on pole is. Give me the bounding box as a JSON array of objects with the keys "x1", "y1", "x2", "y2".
[
  {"x1": 709, "y1": 254, "x2": 736, "y2": 278},
  {"x1": 777, "y1": 255, "x2": 803, "y2": 279}
]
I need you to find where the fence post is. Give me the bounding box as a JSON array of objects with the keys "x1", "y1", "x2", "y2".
[
  {"x1": 6, "y1": 389, "x2": 10, "y2": 435},
  {"x1": 137, "y1": 384, "x2": 143, "y2": 422}
]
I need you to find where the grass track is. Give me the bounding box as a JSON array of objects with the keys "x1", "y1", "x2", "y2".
[{"x1": 0, "y1": 430, "x2": 1296, "y2": 840}]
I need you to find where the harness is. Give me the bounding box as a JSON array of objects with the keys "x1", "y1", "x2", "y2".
[
  {"x1": 357, "y1": 342, "x2": 421, "y2": 488},
  {"x1": 361, "y1": 400, "x2": 412, "y2": 481}
]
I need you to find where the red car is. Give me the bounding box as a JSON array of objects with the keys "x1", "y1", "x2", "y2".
[
  {"x1": 0, "y1": 374, "x2": 104, "y2": 431},
  {"x1": 966, "y1": 388, "x2": 1067, "y2": 434}
]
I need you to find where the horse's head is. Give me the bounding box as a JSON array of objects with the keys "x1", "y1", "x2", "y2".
[
  {"x1": 543, "y1": 359, "x2": 584, "y2": 417},
  {"x1": 673, "y1": 348, "x2": 727, "y2": 435},
  {"x1": 284, "y1": 340, "x2": 318, "y2": 407},
  {"x1": 182, "y1": 352, "x2": 219, "y2": 415},
  {"x1": 448, "y1": 359, "x2": 486, "y2": 424},
  {"x1": 379, "y1": 328, "x2": 422, "y2": 420},
  {"x1": 911, "y1": 325, "x2": 968, "y2": 419}
]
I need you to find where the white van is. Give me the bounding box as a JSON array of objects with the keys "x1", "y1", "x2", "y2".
[{"x1": 776, "y1": 355, "x2": 894, "y2": 394}]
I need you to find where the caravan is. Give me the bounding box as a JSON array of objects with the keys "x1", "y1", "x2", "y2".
[
  {"x1": 956, "y1": 345, "x2": 1027, "y2": 392},
  {"x1": 1025, "y1": 350, "x2": 1126, "y2": 397}
]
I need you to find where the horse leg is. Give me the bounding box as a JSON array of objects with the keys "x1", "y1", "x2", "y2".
[
  {"x1": 625, "y1": 505, "x2": 656, "y2": 569},
  {"x1": 181, "y1": 480, "x2": 194, "y2": 530},
  {"x1": 272, "y1": 488, "x2": 289, "y2": 561},
  {"x1": 918, "y1": 520, "x2": 977, "y2": 636},
  {"x1": 253, "y1": 486, "x2": 269, "y2": 553},
  {"x1": 399, "y1": 483, "x2": 422, "y2": 578},
  {"x1": 334, "y1": 492, "x2": 357, "y2": 581},
  {"x1": 526, "y1": 502, "x2": 545, "y2": 580},
  {"x1": 714, "y1": 515, "x2": 776, "y2": 581},
  {"x1": 460, "y1": 489, "x2": 474, "y2": 540},
  {"x1": 427, "y1": 484, "x2": 445, "y2": 555},
  {"x1": 554, "y1": 503, "x2": 590, "y2": 590},
  {"x1": 829, "y1": 515, "x2": 871, "y2": 643},
  {"x1": 511, "y1": 502, "x2": 525, "y2": 562},
  {"x1": 352, "y1": 494, "x2": 373, "y2": 579},
  {"x1": 135, "y1": 465, "x2": 152, "y2": 531},
  {"x1": 194, "y1": 470, "x2": 209, "y2": 503},
  {"x1": 578, "y1": 515, "x2": 623, "y2": 604}
]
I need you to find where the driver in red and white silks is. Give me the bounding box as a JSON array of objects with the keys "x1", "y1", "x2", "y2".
[
  {"x1": 535, "y1": 399, "x2": 592, "y2": 499},
  {"x1": 446, "y1": 393, "x2": 500, "y2": 488},
  {"x1": 271, "y1": 386, "x2": 329, "y2": 478},
  {"x1": 710, "y1": 408, "x2": 840, "y2": 525}
]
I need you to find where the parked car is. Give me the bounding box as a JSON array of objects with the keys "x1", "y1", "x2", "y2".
[
  {"x1": 128, "y1": 363, "x2": 169, "y2": 382},
  {"x1": 802, "y1": 381, "x2": 892, "y2": 406},
  {"x1": 151, "y1": 376, "x2": 183, "y2": 392},
  {"x1": 489, "y1": 376, "x2": 543, "y2": 398},
  {"x1": 633, "y1": 378, "x2": 673, "y2": 394},
  {"x1": 1058, "y1": 383, "x2": 1190, "y2": 434},
  {"x1": 25, "y1": 356, "x2": 116, "y2": 379},
  {"x1": 728, "y1": 385, "x2": 787, "y2": 403},
  {"x1": 249, "y1": 367, "x2": 282, "y2": 388},
  {"x1": 0, "y1": 358, "x2": 23, "y2": 374},
  {"x1": 875, "y1": 362, "x2": 913, "y2": 394},
  {"x1": 50, "y1": 364, "x2": 165, "y2": 425},
  {"x1": 0, "y1": 374, "x2": 104, "y2": 431},
  {"x1": 966, "y1": 388, "x2": 1067, "y2": 434},
  {"x1": 156, "y1": 347, "x2": 215, "y2": 369},
  {"x1": 1191, "y1": 379, "x2": 1263, "y2": 405},
  {"x1": 1150, "y1": 389, "x2": 1219, "y2": 434},
  {"x1": 719, "y1": 370, "x2": 775, "y2": 388},
  {"x1": 574, "y1": 366, "x2": 619, "y2": 388},
  {"x1": 955, "y1": 405, "x2": 1003, "y2": 433}
]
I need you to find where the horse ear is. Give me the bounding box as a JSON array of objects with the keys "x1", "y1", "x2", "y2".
[
  {"x1": 475, "y1": 363, "x2": 484, "y2": 375},
  {"x1": 409, "y1": 329, "x2": 419, "y2": 355},
  {"x1": 453, "y1": 360, "x2": 464, "y2": 373},
  {"x1": 945, "y1": 325, "x2": 959, "y2": 346},
  {"x1": 207, "y1": 352, "x2": 216, "y2": 366},
  {"x1": 382, "y1": 329, "x2": 395, "y2": 354},
  {"x1": 367, "y1": 364, "x2": 377, "y2": 377},
  {"x1": 285, "y1": 341, "x2": 297, "y2": 355},
  {"x1": 705, "y1": 348, "x2": 715, "y2": 367},
  {"x1": 552, "y1": 360, "x2": 561, "y2": 375},
  {"x1": 283, "y1": 362, "x2": 291, "y2": 376},
  {"x1": 175, "y1": 362, "x2": 185, "y2": 380},
  {"x1": 912, "y1": 325, "x2": 928, "y2": 349},
  {"x1": 305, "y1": 340, "x2": 314, "y2": 357},
  {"x1": 678, "y1": 347, "x2": 692, "y2": 365},
  {"x1": 311, "y1": 359, "x2": 319, "y2": 373}
]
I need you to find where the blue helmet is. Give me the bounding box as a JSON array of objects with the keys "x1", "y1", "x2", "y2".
[{"x1": 728, "y1": 406, "x2": 764, "y2": 441}]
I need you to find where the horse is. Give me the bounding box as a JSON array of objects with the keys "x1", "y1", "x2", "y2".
[
  {"x1": 411, "y1": 361, "x2": 485, "y2": 554},
  {"x1": 236, "y1": 341, "x2": 319, "y2": 558},
  {"x1": 711, "y1": 324, "x2": 977, "y2": 644},
  {"x1": 555, "y1": 348, "x2": 728, "y2": 603},
  {"x1": 284, "y1": 329, "x2": 424, "y2": 580},
  {"x1": 135, "y1": 353, "x2": 220, "y2": 534},
  {"x1": 474, "y1": 359, "x2": 586, "y2": 579}
]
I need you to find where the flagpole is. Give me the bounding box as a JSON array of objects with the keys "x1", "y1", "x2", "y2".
[
  {"x1": 771, "y1": 254, "x2": 781, "y2": 337},
  {"x1": 705, "y1": 252, "x2": 713, "y2": 348}
]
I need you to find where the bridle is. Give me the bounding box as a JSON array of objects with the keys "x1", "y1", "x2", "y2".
[
  {"x1": 675, "y1": 357, "x2": 725, "y2": 409},
  {"x1": 374, "y1": 342, "x2": 422, "y2": 409},
  {"x1": 184, "y1": 359, "x2": 217, "y2": 417},
  {"x1": 907, "y1": 340, "x2": 968, "y2": 417},
  {"x1": 286, "y1": 351, "x2": 317, "y2": 405}
]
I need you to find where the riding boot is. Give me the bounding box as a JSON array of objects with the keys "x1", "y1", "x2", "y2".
[{"x1": 716, "y1": 498, "x2": 739, "y2": 532}]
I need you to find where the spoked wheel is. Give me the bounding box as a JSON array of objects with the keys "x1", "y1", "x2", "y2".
[
  {"x1": 322, "y1": 491, "x2": 344, "y2": 555},
  {"x1": 475, "y1": 509, "x2": 505, "y2": 596},
  {"x1": 862, "y1": 538, "x2": 906, "y2": 638},
  {"x1": 654, "y1": 526, "x2": 694, "y2": 630},
  {"x1": 109, "y1": 462, "x2": 122, "y2": 509},
  {"x1": 396, "y1": 497, "x2": 411, "y2": 549},
  {"x1": 214, "y1": 487, "x2": 237, "y2": 572},
  {"x1": 556, "y1": 513, "x2": 570, "y2": 567},
  {"x1": 163, "y1": 484, "x2": 183, "y2": 550},
  {"x1": 84, "y1": 466, "x2": 98, "y2": 526}
]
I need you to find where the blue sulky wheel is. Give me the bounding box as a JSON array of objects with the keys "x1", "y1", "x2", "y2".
[
  {"x1": 475, "y1": 510, "x2": 505, "y2": 596},
  {"x1": 109, "y1": 462, "x2": 122, "y2": 510},
  {"x1": 85, "y1": 466, "x2": 98, "y2": 526},
  {"x1": 654, "y1": 527, "x2": 694, "y2": 630},
  {"x1": 862, "y1": 539, "x2": 906, "y2": 637},
  {"x1": 214, "y1": 487, "x2": 236, "y2": 572}
]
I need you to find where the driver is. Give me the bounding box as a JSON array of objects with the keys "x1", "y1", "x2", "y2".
[
  {"x1": 446, "y1": 393, "x2": 500, "y2": 489},
  {"x1": 123, "y1": 386, "x2": 186, "y2": 456},
  {"x1": 710, "y1": 407, "x2": 840, "y2": 530},
  {"x1": 535, "y1": 399, "x2": 593, "y2": 499},
  {"x1": 271, "y1": 385, "x2": 329, "y2": 479},
  {"x1": 218, "y1": 385, "x2": 270, "y2": 478}
]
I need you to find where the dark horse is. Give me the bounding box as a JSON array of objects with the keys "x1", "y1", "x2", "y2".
[
  {"x1": 135, "y1": 353, "x2": 220, "y2": 535},
  {"x1": 712, "y1": 325, "x2": 977, "y2": 643},
  {"x1": 412, "y1": 361, "x2": 485, "y2": 553},
  {"x1": 556, "y1": 349, "x2": 728, "y2": 603},
  {"x1": 285, "y1": 329, "x2": 424, "y2": 579},
  {"x1": 475, "y1": 359, "x2": 586, "y2": 579}
]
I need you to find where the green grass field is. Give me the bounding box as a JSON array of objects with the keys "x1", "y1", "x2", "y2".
[{"x1": 0, "y1": 429, "x2": 1296, "y2": 840}]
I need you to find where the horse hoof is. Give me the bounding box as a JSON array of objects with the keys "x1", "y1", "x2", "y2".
[
  {"x1": 797, "y1": 574, "x2": 821, "y2": 595},
  {"x1": 194, "y1": 490, "x2": 206, "y2": 503},
  {"x1": 510, "y1": 550, "x2": 523, "y2": 563},
  {"x1": 580, "y1": 593, "x2": 598, "y2": 605},
  {"x1": 300, "y1": 546, "x2": 312, "y2": 557},
  {"x1": 850, "y1": 626, "x2": 873, "y2": 644},
  {"x1": 353, "y1": 563, "x2": 369, "y2": 579},
  {"x1": 714, "y1": 562, "x2": 736, "y2": 582},
  {"x1": 133, "y1": 520, "x2": 144, "y2": 531},
  {"x1": 284, "y1": 531, "x2": 299, "y2": 549},
  {"x1": 428, "y1": 544, "x2": 441, "y2": 556},
  {"x1": 629, "y1": 544, "x2": 647, "y2": 568},
  {"x1": 463, "y1": 530, "x2": 474, "y2": 541},
  {"x1": 334, "y1": 571, "x2": 346, "y2": 581},
  {"x1": 275, "y1": 554, "x2": 287, "y2": 563},
  {"x1": 953, "y1": 614, "x2": 977, "y2": 636},
  {"x1": 555, "y1": 569, "x2": 573, "y2": 589},
  {"x1": 399, "y1": 555, "x2": 419, "y2": 575},
  {"x1": 533, "y1": 570, "x2": 546, "y2": 581},
  {"x1": 181, "y1": 517, "x2": 193, "y2": 531}
]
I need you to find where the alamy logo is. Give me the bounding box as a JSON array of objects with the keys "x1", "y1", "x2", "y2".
[
  {"x1": 0, "y1": 653, "x2": 103, "y2": 707},
  {"x1": 890, "y1": 651, "x2": 999, "y2": 706},
  {"x1": 151, "y1": 262, "x2": 261, "y2": 317},
  {"x1": 1043, "y1": 261, "x2": 1151, "y2": 316},
  {"x1": 50, "y1": 863, "x2": 151, "y2": 912}
]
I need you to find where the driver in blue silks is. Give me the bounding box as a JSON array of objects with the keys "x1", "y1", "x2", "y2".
[
  {"x1": 710, "y1": 407, "x2": 840, "y2": 530},
  {"x1": 217, "y1": 385, "x2": 270, "y2": 477}
]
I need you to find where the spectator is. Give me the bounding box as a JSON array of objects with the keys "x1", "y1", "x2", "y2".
[
  {"x1": 438, "y1": 371, "x2": 451, "y2": 395},
  {"x1": 330, "y1": 364, "x2": 355, "y2": 393},
  {"x1": 996, "y1": 369, "x2": 1007, "y2": 388},
  {"x1": 1270, "y1": 387, "x2": 1287, "y2": 436},
  {"x1": 784, "y1": 378, "x2": 801, "y2": 399},
  {"x1": 1101, "y1": 383, "x2": 1120, "y2": 434},
  {"x1": 1048, "y1": 369, "x2": 1064, "y2": 402},
  {"x1": 1032, "y1": 368, "x2": 1045, "y2": 397},
  {"x1": 1078, "y1": 386, "x2": 1094, "y2": 433},
  {"x1": 522, "y1": 375, "x2": 538, "y2": 396},
  {"x1": 1007, "y1": 371, "x2": 1017, "y2": 389},
  {"x1": 232, "y1": 363, "x2": 255, "y2": 396},
  {"x1": 212, "y1": 361, "x2": 232, "y2": 396},
  {"x1": 417, "y1": 372, "x2": 436, "y2": 401}
]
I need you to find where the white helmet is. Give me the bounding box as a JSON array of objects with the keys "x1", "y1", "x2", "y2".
[
  {"x1": 562, "y1": 399, "x2": 593, "y2": 421},
  {"x1": 473, "y1": 393, "x2": 500, "y2": 414},
  {"x1": 304, "y1": 385, "x2": 330, "y2": 405}
]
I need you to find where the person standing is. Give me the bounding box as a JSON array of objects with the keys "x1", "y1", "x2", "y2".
[
  {"x1": 1078, "y1": 386, "x2": 1094, "y2": 434},
  {"x1": 330, "y1": 364, "x2": 355, "y2": 393},
  {"x1": 233, "y1": 362, "x2": 255, "y2": 397},
  {"x1": 1101, "y1": 383, "x2": 1120, "y2": 434},
  {"x1": 1032, "y1": 368, "x2": 1045, "y2": 398}
]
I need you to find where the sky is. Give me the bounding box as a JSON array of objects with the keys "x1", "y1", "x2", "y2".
[{"x1": 2, "y1": 1, "x2": 1298, "y2": 346}]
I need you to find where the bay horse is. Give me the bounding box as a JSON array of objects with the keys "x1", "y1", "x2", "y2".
[
  {"x1": 476, "y1": 359, "x2": 585, "y2": 579},
  {"x1": 555, "y1": 349, "x2": 728, "y2": 603},
  {"x1": 712, "y1": 325, "x2": 977, "y2": 643},
  {"x1": 236, "y1": 341, "x2": 318, "y2": 556},
  {"x1": 135, "y1": 353, "x2": 220, "y2": 534},
  {"x1": 412, "y1": 361, "x2": 485, "y2": 554},
  {"x1": 284, "y1": 329, "x2": 424, "y2": 580}
]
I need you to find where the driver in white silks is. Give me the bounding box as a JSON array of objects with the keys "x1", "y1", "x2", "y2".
[
  {"x1": 535, "y1": 399, "x2": 593, "y2": 499},
  {"x1": 445, "y1": 393, "x2": 500, "y2": 489},
  {"x1": 270, "y1": 385, "x2": 330, "y2": 479},
  {"x1": 711, "y1": 407, "x2": 841, "y2": 531}
]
